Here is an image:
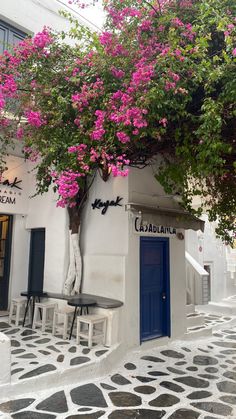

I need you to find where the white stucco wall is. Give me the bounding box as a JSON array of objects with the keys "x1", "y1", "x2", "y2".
[
  {"x1": 0, "y1": 156, "x2": 68, "y2": 306},
  {"x1": 185, "y1": 215, "x2": 231, "y2": 303},
  {"x1": 9, "y1": 215, "x2": 30, "y2": 298},
  {"x1": 81, "y1": 174, "x2": 128, "y2": 302},
  {"x1": 0, "y1": 0, "x2": 86, "y2": 36}
]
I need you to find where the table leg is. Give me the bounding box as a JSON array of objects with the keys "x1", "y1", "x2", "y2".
[
  {"x1": 23, "y1": 297, "x2": 31, "y2": 327},
  {"x1": 31, "y1": 296, "x2": 36, "y2": 328},
  {"x1": 69, "y1": 307, "x2": 77, "y2": 340},
  {"x1": 38, "y1": 297, "x2": 42, "y2": 321}
]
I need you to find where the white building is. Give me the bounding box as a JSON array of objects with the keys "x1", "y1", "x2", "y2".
[
  {"x1": 1, "y1": 152, "x2": 204, "y2": 348},
  {"x1": 1, "y1": 0, "x2": 234, "y2": 354}
]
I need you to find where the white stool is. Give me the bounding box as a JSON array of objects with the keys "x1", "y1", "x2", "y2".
[
  {"x1": 76, "y1": 314, "x2": 107, "y2": 348},
  {"x1": 52, "y1": 306, "x2": 75, "y2": 340},
  {"x1": 9, "y1": 297, "x2": 29, "y2": 326},
  {"x1": 32, "y1": 301, "x2": 58, "y2": 332}
]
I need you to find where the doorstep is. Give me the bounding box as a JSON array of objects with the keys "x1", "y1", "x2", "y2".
[
  {"x1": 0, "y1": 320, "x2": 123, "y2": 401},
  {"x1": 184, "y1": 309, "x2": 236, "y2": 339}
]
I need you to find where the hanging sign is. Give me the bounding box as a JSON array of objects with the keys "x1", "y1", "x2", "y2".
[{"x1": 134, "y1": 216, "x2": 177, "y2": 235}]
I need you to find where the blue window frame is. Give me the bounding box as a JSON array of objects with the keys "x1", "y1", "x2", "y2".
[{"x1": 0, "y1": 20, "x2": 27, "y2": 54}]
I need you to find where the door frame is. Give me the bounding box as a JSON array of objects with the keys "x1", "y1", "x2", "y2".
[
  {"x1": 140, "y1": 236, "x2": 171, "y2": 343},
  {"x1": 0, "y1": 214, "x2": 13, "y2": 310},
  {"x1": 203, "y1": 262, "x2": 213, "y2": 302}
]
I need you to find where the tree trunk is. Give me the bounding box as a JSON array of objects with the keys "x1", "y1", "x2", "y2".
[{"x1": 63, "y1": 206, "x2": 82, "y2": 296}]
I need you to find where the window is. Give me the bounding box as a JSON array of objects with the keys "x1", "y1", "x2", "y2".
[{"x1": 0, "y1": 20, "x2": 27, "y2": 54}]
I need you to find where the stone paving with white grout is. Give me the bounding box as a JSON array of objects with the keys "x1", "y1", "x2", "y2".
[
  {"x1": 1, "y1": 317, "x2": 236, "y2": 418},
  {"x1": 0, "y1": 320, "x2": 110, "y2": 384}
]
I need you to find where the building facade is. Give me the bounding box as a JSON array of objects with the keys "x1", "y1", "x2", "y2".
[{"x1": 1, "y1": 0, "x2": 233, "y2": 353}]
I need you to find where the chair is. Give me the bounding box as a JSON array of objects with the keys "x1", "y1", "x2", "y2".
[
  {"x1": 9, "y1": 297, "x2": 29, "y2": 326},
  {"x1": 32, "y1": 301, "x2": 58, "y2": 332},
  {"x1": 52, "y1": 306, "x2": 75, "y2": 340},
  {"x1": 76, "y1": 314, "x2": 107, "y2": 348}
]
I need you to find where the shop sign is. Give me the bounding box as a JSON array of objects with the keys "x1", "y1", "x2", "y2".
[
  {"x1": 0, "y1": 155, "x2": 28, "y2": 214},
  {"x1": 0, "y1": 176, "x2": 23, "y2": 203},
  {"x1": 134, "y1": 216, "x2": 177, "y2": 235},
  {"x1": 91, "y1": 196, "x2": 123, "y2": 215},
  {"x1": 0, "y1": 176, "x2": 22, "y2": 190}
]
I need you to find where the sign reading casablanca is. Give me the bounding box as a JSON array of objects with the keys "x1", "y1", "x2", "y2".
[
  {"x1": 134, "y1": 216, "x2": 177, "y2": 235},
  {"x1": 0, "y1": 156, "x2": 29, "y2": 214}
]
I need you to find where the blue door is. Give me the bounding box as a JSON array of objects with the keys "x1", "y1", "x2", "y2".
[{"x1": 140, "y1": 237, "x2": 170, "y2": 342}]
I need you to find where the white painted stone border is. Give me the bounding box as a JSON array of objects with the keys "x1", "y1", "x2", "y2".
[{"x1": 0, "y1": 333, "x2": 11, "y2": 386}]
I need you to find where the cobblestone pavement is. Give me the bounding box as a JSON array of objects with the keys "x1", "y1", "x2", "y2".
[
  {"x1": 1, "y1": 326, "x2": 236, "y2": 418},
  {"x1": 0, "y1": 321, "x2": 110, "y2": 383}
]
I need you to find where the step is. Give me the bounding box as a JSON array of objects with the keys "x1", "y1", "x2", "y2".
[
  {"x1": 186, "y1": 304, "x2": 195, "y2": 315},
  {"x1": 187, "y1": 313, "x2": 205, "y2": 328},
  {"x1": 223, "y1": 295, "x2": 236, "y2": 303},
  {"x1": 185, "y1": 325, "x2": 213, "y2": 340},
  {"x1": 208, "y1": 302, "x2": 236, "y2": 315}
]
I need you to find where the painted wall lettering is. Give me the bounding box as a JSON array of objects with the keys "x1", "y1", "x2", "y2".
[
  {"x1": 0, "y1": 196, "x2": 16, "y2": 204},
  {"x1": 134, "y1": 217, "x2": 176, "y2": 235},
  {"x1": 0, "y1": 177, "x2": 22, "y2": 190},
  {"x1": 91, "y1": 196, "x2": 123, "y2": 215}
]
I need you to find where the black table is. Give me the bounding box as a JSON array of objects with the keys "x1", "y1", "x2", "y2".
[
  {"x1": 67, "y1": 297, "x2": 96, "y2": 339},
  {"x1": 21, "y1": 291, "x2": 48, "y2": 327}
]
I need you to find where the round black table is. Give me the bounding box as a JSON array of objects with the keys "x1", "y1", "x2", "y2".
[
  {"x1": 21, "y1": 291, "x2": 48, "y2": 327},
  {"x1": 67, "y1": 297, "x2": 96, "y2": 339}
]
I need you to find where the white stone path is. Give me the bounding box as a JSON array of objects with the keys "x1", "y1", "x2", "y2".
[{"x1": 1, "y1": 316, "x2": 236, "y2": 418}]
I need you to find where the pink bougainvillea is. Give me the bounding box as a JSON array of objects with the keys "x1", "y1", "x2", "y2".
[
  {"x1": 25, "y1": 111, "x2": 46, "y2": 127},
  {"x1": 0, "y1": 0, "x2": 235, "y2": 240}
]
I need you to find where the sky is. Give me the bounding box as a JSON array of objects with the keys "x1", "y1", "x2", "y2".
[{"x1": 57, "y1": 0, "x2": 106, "y2": 31}]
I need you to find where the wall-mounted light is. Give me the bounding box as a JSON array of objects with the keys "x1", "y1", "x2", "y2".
[{"x1": 177, "y1": 232, "x2": 184, "y2": 240}]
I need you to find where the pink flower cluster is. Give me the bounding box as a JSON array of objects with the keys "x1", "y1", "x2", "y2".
[
  {"x1": 90, "y1": 110, "x2": 106, "y2": 141},
  {"x1": 116, "y1": 131, "x2": 130, "y2": 144},
  {"x1": 131, "y1": 63, "x2": 154, "y2": 87},
  {"x1": 16, "y1": 126, "x2": 24, "y2": 139},
  {"x1": 23, "y1": 146, "x2": 39, "y2": 162},
  {"x1": 72, "y1": 78, "x2": 104, "y2": 112},
  {"x1": 104, "y1": 4, "x2": 142, "y2": 28},
  {"x1": 111, "y1": 67, "x2": 125, "y2": 79},
  {"x1": 224, "y1": 23, "x2": 235, "y2": 37},
  {"x1": 25, "y1": 110, "x2": 46, "y2": 127},
  {"x1": 33, "y1": 28, "x2": 52, "y2": 49},
  {"x1": 0, "y1": 94, "x2": 5, "y2": 110},
  {"x1": 54, "y1": 170, "x2": 81, "y2": 208},
  {"x1": 1, "y1": 75, "x2": 17, "y2": 96},
  {"x1": 99, "y1": 32, "x2": 128, "y2": 57}
]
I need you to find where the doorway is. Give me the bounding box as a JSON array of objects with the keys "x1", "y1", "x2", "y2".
[
  {"x1": 204, "y1": 264, "x2": 212, "y2": 302},
  {"x1": 140, "y1": 237, "x2": 170, "y2": 342},
  {"x1": 28, "y1": 228, "x2": 45, "y2": 292},
  {"x1": 0, "y1": 214, "x2": 13, "y2": 310}
]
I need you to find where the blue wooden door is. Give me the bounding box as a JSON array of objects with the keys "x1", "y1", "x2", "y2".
[
  {"x1": 28, "y1": 229, "x2": 45, "y2": 293},
  {"x1": 140, "y1": 237, "x2": 170, "y2": 342}
]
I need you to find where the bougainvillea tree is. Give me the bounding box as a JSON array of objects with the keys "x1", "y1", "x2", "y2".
[{"x1": 0, "y1": 0, "x2": 235, "y2": 293}]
